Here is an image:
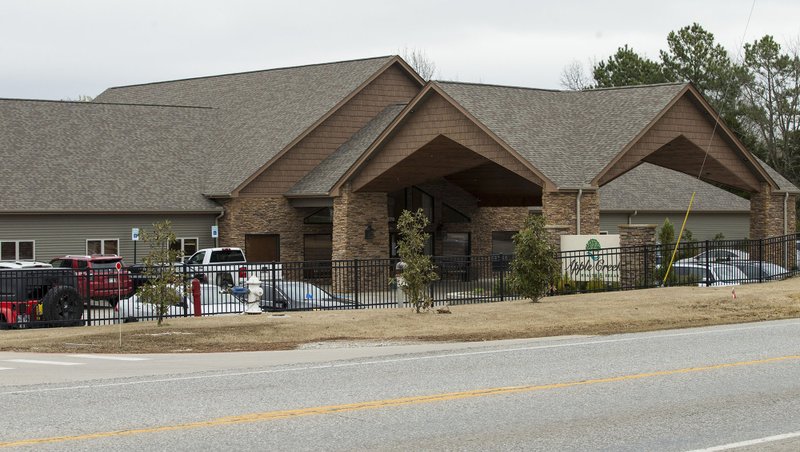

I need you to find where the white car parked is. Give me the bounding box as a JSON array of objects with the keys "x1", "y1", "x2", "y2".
[
  {"x1": 0, "y1": 261, "x2": 53, "y2": 270},
  {"x1": 119, "y1": 283, "x2": 244, "y2": 322}
]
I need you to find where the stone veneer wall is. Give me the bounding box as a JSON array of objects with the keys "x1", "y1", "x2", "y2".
[
  {"x1": 332, "y1": 185, "x2": 390, "y2": 292},
  {"x1": 542, "y1": 190, "x2": 600, "y2": 235},
  {"x1": 618, "y1": 224, "x2": 657, "y2": 289},
  {"x1": 218, "y1": 196, "x2": 331, "y2": 262},
  {"x1": 470, "y1": 207, "x2": 530, "y2": 256}
]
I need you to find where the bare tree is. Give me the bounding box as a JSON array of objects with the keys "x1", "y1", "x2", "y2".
[
  {"x1": 61, "y1": 95, "x2": 94, "y2": 102},
  {"x1": 400, "y1": 47, "x2": 438, "y2": 81},
  {"x1": 560, "y1": 60, "x2": 592, "y2": 90}
]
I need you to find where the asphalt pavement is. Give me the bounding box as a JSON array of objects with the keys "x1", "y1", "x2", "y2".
[{"x1": 1, "y1": 319, "x2": 800, "y2": 451}]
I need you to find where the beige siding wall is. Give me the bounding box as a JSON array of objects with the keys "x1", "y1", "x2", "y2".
[
  {"x1": 0, "y1": 214, "x2": 218, "y2": 264},
  {"x1": 600, "y1": 212, "x2": 750, "y2": 240}
]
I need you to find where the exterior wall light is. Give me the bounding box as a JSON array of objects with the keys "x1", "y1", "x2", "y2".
[{"x1": 364, "y1": 224, "x2": 375, "y2": 240}]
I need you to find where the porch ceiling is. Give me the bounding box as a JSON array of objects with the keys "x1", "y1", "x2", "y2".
[
  {"x1": 643, "y1": 136, "x2": 761, "y2": 192},
  {"x1": 358, "y1": 135, "x2": 542, "y2": 206}
]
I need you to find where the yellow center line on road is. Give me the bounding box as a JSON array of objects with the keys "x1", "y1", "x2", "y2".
[{"x1": 3, "y1": 354, "x2": 799, "y2": 448}]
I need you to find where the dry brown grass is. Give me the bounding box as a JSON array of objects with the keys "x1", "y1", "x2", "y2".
[{"x1": 3, "y1": 278, "x2": 800, "y2": 354}]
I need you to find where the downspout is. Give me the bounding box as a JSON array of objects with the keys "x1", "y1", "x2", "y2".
[
  {"x1": 576, "y1": 189, "x2": 583, "y2": 235},
  {"x1": 628, "y1": 210, "x2": 638, "y2": 224}
]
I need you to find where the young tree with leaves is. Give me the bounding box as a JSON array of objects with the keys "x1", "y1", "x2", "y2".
[
  {"x1": 396, "y1": 209, "x2": 439, "y2": 313},
  {"x1": 137, "y1": 221, "x2": 184, "y2": 326},
  {"x1": 509, "y1": 215, "x2": 559, "y2": 303}
]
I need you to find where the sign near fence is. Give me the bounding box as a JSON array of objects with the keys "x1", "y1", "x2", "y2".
[{"x1": 560, "y1": 235, "x2": 621, "y2": 282}]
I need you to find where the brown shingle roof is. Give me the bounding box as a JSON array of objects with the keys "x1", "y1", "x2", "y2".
[
  {"x1": 600, "y1": 163, "x2": 750, "y2": 212},
  {"x1": 95, "y1": 56, "x2": 397, "y2": 197},
  {"x1": 0, "y1": 99, "x2": 220, "y2": 212},
  {"x1": 435, "y1": 81, "x2": 688, "y2": 188}
]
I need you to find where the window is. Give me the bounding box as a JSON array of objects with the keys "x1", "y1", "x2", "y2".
[
  {"x1": 304, "y1": 208, "x2": 333, "y2": 224},
  {"x1": 170, "y1": 238, "x2": 198, "y2": 258},
  {"x1": 87, "y1": 239, "x2": 118, "y2": 255},
  {"x1": 390, "y1": 187, "x2": 434, "y2": 223},
  {"x1": 442, "y1": 203, "x2": 470, "y2": 224},
  {"x1": 491, "y1": 232, "x2": 516, "y2": 255},
  {"x1": 0, "y1": 240, "x2": 35, "y2": 260}
]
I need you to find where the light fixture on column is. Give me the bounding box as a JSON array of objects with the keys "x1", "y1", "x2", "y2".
[{"x1": 364, "y1": 223, "x2": 375, "y2": 240}]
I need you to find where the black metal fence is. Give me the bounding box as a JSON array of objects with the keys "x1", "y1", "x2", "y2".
[{"x1": 1, "y1": 233, "x2": 797, "y2": 328}]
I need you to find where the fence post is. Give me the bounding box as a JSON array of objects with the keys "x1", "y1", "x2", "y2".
[
  {"x1": 499, "y1": 254, "x2": 505, "y2": 301},
  {"x1": 353, "y1": 258, "x2": 360, "y2": 309},
  {"x1": 704, "y1": 240, "x2": 710, "y2": 286},
  {"x1": 84, "y1": 269, "x2": 92, "y2": 326},
  {"x1": 759, "y1": 239, "x2": 765, "y2": 283},
  {"x1": 643, "y1": 245, "x2": 649, "y2": 289},
  {"x1": 270, "y1": 262, "x2": 277, "y2": 305}
]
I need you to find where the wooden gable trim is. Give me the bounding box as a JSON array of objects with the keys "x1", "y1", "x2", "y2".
[
  {"x1": 229, "y1": 57, "x2": 425, "y2": 197},
  {"x1": 592, "y1": 84, "x2": 777, "y2": 190},
  {"x1": 329, "y1": 82, "x2": 557, "y2": 196}
]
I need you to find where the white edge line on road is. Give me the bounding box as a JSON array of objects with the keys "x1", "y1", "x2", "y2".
[
  {"x1": 2, "y1": 320, "x2": 799, "y2": 396},
  {"x1": 687, "y1": 430, "x2": 800, "y2": 451},
  {"x1": 0, "y1": 368, "x2": 13, "y2": 371},
  {"x1": 4, "y1": 359, "x2": 84, "y2": 366},
  {"x1": 67, "y1": 355, "x2": 149, "y2": 362}
]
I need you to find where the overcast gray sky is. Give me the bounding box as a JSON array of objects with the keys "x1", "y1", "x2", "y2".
[{"x1": 1, "y1": 0, "x2": 798, "y2": 100}]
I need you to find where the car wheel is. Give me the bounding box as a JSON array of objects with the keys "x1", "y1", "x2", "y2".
[
  {"x1": 41, "y1": 286, "x2": 84, "y2": 327},
  {"x1": 0, "y1": 315, "x2": 9, "y2": 330}
]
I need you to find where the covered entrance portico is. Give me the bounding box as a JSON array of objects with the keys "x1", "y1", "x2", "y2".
[{"x1": 329, "y1": 85, "x2": 551, "y2": 261}]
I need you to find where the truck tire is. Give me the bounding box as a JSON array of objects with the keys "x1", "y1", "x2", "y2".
[
  {"x1": 41, "y1": 286, "x2": 84, "y2": 327},
  {"x1": 0, "y1": 315, "x2": 8, "y2": 330}
]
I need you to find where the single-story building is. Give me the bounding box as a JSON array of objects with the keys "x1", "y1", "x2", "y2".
[{"x1": 1, "y1": 55, "x2": 797, "y2": 264}]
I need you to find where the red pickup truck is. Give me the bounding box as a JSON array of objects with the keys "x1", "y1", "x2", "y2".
[{"x1": 49, "y1": 255, "x2": 134, "y2": 306}]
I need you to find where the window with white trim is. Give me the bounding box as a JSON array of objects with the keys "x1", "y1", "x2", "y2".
[
  {"x1": 170, "y1": 238, "x2": 198, "y2": 258},
  {"x1": 87, "y1": 239, "x2": 119, "y2": 255},
  {"x1": 0, "y1": 240, "x2": 35, "y2": 260}
]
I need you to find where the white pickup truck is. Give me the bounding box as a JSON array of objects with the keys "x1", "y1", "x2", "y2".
[{"x1": 180, "y1": 247, "x2": 282, "y2": 287}]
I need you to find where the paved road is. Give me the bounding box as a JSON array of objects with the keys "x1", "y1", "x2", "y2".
[{"x1": 1, "y1": 319, "x2": 799, "y2": 451}]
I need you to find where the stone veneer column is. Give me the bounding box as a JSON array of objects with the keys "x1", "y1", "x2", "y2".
[
  {"x1": 542, "y1": 189, "x2": 600, "y2": 236},
  {"x1": 544, "y1": 225, "x2": 571, "y2": 251},
  {"x1": 749, "y1": 184, "x2": 797, "y2": 267},
  {"x1": 618, "y1": 224, "x2": 657, "y2": 289},
  {"x1": 750, "y1": 183, "x2": 796, "y2": 239},
  {"x1": 332, "y1": 184, "x2": 389, "y2": 293}
]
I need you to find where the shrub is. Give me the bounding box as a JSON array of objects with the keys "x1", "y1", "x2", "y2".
[
  {"x1": 396, "y1": 209, "x2": 439, "y2": 313},
  {"x1": 509, "y1": 215, "x2": 559, "y2": 302}
]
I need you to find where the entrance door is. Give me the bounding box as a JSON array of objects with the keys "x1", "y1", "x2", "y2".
[{"x1": 245, "y1": 234, "x2": 280, "y2": 262}]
